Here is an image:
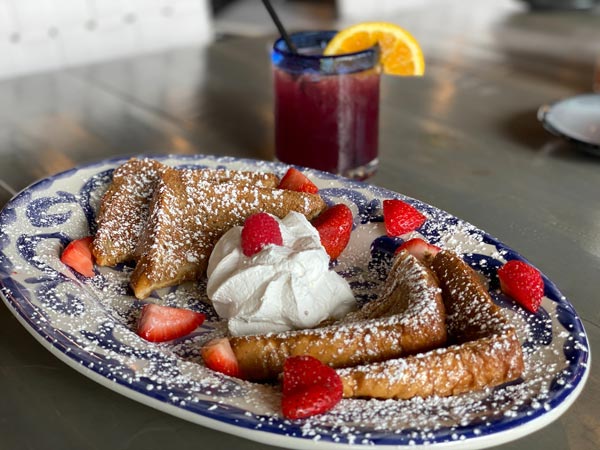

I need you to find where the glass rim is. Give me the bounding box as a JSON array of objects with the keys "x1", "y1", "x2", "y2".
[
  {"x1": 272, "y1": 30, "x2": 378, "y2": 62},
  {"x1": 272, "y1": 30, "x2": 379, "y2": 75}
]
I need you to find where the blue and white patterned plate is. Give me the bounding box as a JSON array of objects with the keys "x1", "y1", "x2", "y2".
[{"x1": 0, "y1": 155, "x2": 590, "y2": 450}]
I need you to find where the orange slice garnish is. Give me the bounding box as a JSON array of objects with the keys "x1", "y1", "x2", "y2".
[{"x1": 323, "y1": 22, "x2": 425, "y2": 76}]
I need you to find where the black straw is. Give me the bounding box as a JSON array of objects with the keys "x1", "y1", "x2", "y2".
[{"x1": 262, "y1": 0, "x2": 297, "y2": 53}]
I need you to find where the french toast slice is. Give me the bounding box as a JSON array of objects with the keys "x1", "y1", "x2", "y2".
[
  {"x1": 226, "y1": 250, "x2": 448, "y2": 381},
  {"x1": 92, "y1": 158, "x2": 280, "y2": 267},
  {"x1": 130, "y1": 168, "x2": 326, "y2": 299},
  {"x1": 338, "y1": 250, "x2": 524, "y2": 399},
  {"x1": 92, "y1": 158, "x2": 166, "y2": 266}
]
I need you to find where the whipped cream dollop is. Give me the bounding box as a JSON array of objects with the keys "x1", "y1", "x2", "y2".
[{"x1": 206, "y1": 211, "x2": 356, "y2": 336}]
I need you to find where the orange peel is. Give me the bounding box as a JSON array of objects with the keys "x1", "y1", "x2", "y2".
[{"x1": 324, "y1": 22, "x2": 425, "y2": 76}]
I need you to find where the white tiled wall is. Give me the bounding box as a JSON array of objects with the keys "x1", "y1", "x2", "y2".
[
  {"x1": 336, "y1": 0, "x2": 426, "y2": 19},
  {"x1": 0, "y1": 0, "x2": 214, "y2": 80}
]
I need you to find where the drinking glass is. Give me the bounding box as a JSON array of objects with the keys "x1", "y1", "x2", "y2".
[{"x1": 272, "y1": 31, "x2": 381, "y2": 180}]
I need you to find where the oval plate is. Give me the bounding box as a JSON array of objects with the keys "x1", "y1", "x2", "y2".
[{"x1": 0, "y1": 155, "x2": 590, "y2": 449}]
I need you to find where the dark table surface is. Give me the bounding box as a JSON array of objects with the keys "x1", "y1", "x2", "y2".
[{"x1": 1, "y1": 0, "x2": 599, "y2": 449}]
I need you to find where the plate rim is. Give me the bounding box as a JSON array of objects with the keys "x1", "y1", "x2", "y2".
[{"x1": 0, "y1": 153, "x2": 591, "y2": 449}]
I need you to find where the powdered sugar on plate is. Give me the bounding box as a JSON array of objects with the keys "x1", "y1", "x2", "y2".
[{"x1": 0, "y1": 155, "x2": 589, "y2": 449}]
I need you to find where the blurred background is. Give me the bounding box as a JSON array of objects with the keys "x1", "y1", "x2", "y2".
[
  {"x1": 0, "y1": 0, "x2": 599, "y2": 191},
  {"x1": 2, "y1": 0, "x2": 598, "y2": 79}
]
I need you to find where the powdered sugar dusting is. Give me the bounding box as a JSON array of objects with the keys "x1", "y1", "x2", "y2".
[
  {"x1": 92, "y1": 158, "x2": 281, "y2": 267},
  {"x1": 228, "y1": 250, "x2": 446, "y2": 381},
  {"x1": 0, "y1": 155, "x2": 589, "y2": 448},
  {"x1": 129, "y1": 167, "x2": 325, "y2": 298}
]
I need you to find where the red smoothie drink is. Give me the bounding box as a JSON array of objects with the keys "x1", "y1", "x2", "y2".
[{"x1": 272, "y1": 31, "x2": 380, "y2": 179}]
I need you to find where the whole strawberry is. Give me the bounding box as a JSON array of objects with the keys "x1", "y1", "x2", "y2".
[
  {"x1": 241, "y1": 212, "x2": 283, "y2": 257},
  {"x1": 497, "y1": 260, "x2": 544, "y2": 313},
  {"x1": 383, "y1": 199, "x2": 426, "y2": 236},
  {"x1": 311, "y1": 204, "x2": 353, "y2": 260},
  {"x1": 281, "y1": 355, "x2": 343, "y2": 419}
]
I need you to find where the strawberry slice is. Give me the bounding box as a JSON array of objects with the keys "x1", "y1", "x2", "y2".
[
  {"x1": 241, "y1": 212, "x2": 283, "y2": 257},
  {"x1": 497, "y1": 260, "x2": 544, "y2": 313},
  {"x1": 395, "y1": 237, "x2": 440, "y2": 262},
  {"x1": 278, "y1": 167, "x2": 319, "y2": 194},
  {"x1": 311, "y1": 204, "x2": 353, "y2": 260},
  {"x1": 383, "y1": 199, "x2": 426, "y2": 236},
  {"x1": 137, "y1": 304, "x2": 205, "y2": 342},
  {"x1": 281, "y1": 355, "x2": 343, "y2": 419},
  {"x1": 201, "y1": 338, "x2": 241, "y2": 378},
  {"x1": 60, "y1": 236, "x2": 95, "y2": 277}
]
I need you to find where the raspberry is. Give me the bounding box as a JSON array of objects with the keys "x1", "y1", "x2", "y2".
[{"x1": 241, "y1": 212, "x2": 283, "y2": 257}]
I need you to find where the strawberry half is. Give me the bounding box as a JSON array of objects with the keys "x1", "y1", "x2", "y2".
[
  {"x1": 137, "y1": 304, "x2": 205, "y2": 342},
  {"x1": 278, "y1": 167, "x2": 319, "y2": 194},
  {"x1": 395, "y1": 237, "x2": 441, "y2": 262},
  {"x1": 497, "y1": 260, "x2": 544, "y2": 313},
  {"x1": 383, "y1": 199, "x2": 426, "y2": 237},
  {"x1": 60, "y1": 236, "x2": 95, "y2": 277},
  {"x1": 281, "y1": 355, "x2": 343, "y2": 420},
  {"x1": 201, "y1": 338, "x2": 241, "y2": 378},
  {"x1": 241, "y1": 212, "x2": 283, "y2": 257},
  {"x1": 311, "y1": 204, "x2": 353, "y2": 260}
]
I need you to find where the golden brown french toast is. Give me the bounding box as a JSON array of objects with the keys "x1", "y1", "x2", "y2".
[
  {"x1": 92, "y1": 158, "x2": 166, "y2": 266},
  {"x1": 130, "y1": 167, "x2": 326, "y2": 299},
  {"x1": 227, "y1": 250, "x2": 448, "y2": 381},
  {"x1": 338, "y1": 250, "x2": 524, "y2": 399},
  {"x1": 92, "y1": 157, "x2": 280, "y2": 267}
]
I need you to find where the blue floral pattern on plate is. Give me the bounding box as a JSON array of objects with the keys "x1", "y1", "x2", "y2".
[{"x1": 0, "y1": 155, "x2": 590, "y2": 450}]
